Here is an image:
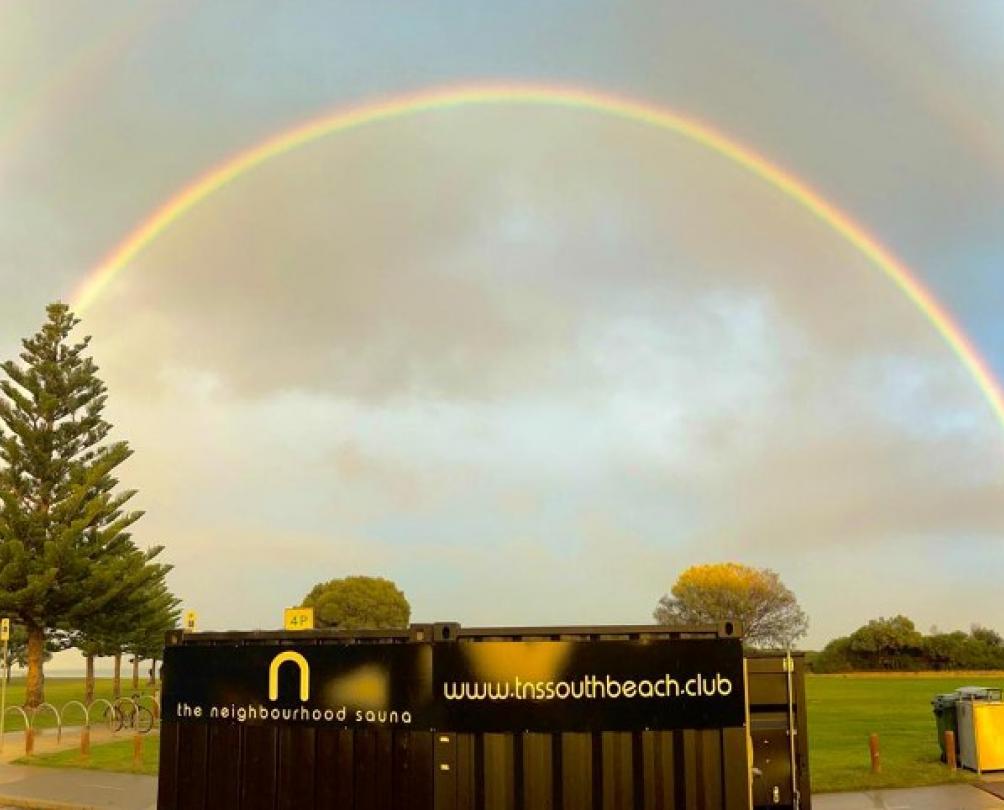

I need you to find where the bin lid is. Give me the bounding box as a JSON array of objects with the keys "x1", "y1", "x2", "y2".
[
  {"x1": 956, "y1": 686, "x2": 1003, "y2": 700},
  {"x1": 932, "y1": 693, "x2": 959, "y2": 708}
]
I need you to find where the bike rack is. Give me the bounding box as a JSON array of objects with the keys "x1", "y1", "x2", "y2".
[
  {"x1": 61, "y1": 700, "x2": 90, "y2": 729},
  {"x1": 62, "y1": 700, "x2": 91, "y2": 756},
  {"x1": 3, "y1": 706, "x2": 31, "y2": 754},
  {"x1": 34, "y1": 702, "x2": 62, "y2": 743},
  {"x1": 88, "y1": 698, "x2": 116, "y2": 733}
]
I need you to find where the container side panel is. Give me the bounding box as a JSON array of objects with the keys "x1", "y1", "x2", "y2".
[
  {"x1": 354, "y1": 730, "x2": 378, "y2": 810},
  {"x1": 484, "y1": 733, "x2": 516, "y2": 810},
  {"x1": 157, "y1": 722, "x2": 180, "y2": 810},
  {"x1": 794, "y1": 659, "x2": 811, "y2": 810},
  {"x1": 641, "y1": 731, "x2": 674, "y2": 810},
  {"x1": 747, "y1": 673, "x2": 789, "y2": 708},
  {"x1": 240, "y1": 725, "x2": 278, "y2": 810},
  {"x1": 698, "y1": 730, "x2": 723, "y2": 810},
  {"x1": 523, "y1": 733, "x2": 554, "y2": 810},
  {"x1": 560, "y1": 733, "x2": 593, "y2": 810},
  {"x1": 682, "y1": 730, "x2": 699, "y2": 810},
  {"x1": 394, "y1": 731, "x2": 434, "y2": 810},
  {"x1": 277, "y1": 726, "x2": 316, "y2": 810},
  {"x1": 371, "y1": 730, "x2": 393, "y2": 810},
  {"x1": 175, "y1": 723, "x2": 209, "y2": 810},
  {"x1": 206, "y1": 723, "x2": 242, "y2": 810},
  {"x1": 601, "y1": 731, "x2": 634, "y2": 810},
  {"x1": 455, "y1": 733, "x2": 477, "y2": 810},
  {"x1": 722, "y1": 727, "x2": 750, "y2": 810}
]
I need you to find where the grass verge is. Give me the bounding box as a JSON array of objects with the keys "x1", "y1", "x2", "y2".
[
  {"x1": 807, "y1": 674, "x2": 1004, "y2": 792},
  {"x1": 14, "y1": 736, "x2": 159, "y2": 777}
]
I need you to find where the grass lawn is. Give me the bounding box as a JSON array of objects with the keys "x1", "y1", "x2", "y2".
[
  {"x1": 807, "y1": 673, "x2": 1004, "y2": 792},
  {"x1": 0, "y1": 677, "x2": 159, "y2": 733},
  {"x1": 15, "y1": 735, "x2": 159, "y2": 776}
]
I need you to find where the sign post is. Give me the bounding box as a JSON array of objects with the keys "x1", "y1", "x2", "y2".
[{"x1": 0, "y1": 618, "x2": 9, "y2": 751}]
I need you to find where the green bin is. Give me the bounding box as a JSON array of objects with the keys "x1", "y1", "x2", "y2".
[{"x1": 932, "y1": 693, "x2": 960, "y2": 763}]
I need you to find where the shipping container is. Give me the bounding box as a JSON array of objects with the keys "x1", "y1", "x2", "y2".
[{"x1": 157, "y1": 622, "x2": 809, "y2": 810}]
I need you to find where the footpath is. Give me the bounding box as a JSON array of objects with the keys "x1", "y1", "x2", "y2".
[{"x1": 0, "y1": 728, "x2": 156, "y2": 810}]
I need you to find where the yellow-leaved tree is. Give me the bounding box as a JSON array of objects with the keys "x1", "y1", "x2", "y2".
[{"x1": 653, "y1": 562, "x2": 808, "y2": 649}]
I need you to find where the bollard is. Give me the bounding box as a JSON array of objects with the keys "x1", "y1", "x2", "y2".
[
  {"x1": 945, "y1": 730, "x2": 957, "y2": 770},
  {"x1": 869, "y1": 733, "x2": 881, "y2": 773},
  {"x1": 25, "y1": 727, "x2": 33, "y2": 756},
  {"x1": 132, "y1": 733, "x2": 143, "y2": 768},
  {"x1": 80, "y1": 726, "x2": 90, "y2": 757}
]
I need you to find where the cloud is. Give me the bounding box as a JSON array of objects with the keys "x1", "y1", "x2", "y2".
[
  {"x1": 34, "y1": 104, "x2": 1003, "y2": 651},
  {"x1": 85, "y1": 107, "x2": 959, "y2": 404}
]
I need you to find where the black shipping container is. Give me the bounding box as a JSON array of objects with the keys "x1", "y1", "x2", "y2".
[{"x1": 157, "y1": 623, "x2": 810, "y2": 810}]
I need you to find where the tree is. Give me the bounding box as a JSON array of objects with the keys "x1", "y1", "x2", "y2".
[
  {"x1": 4, "y1": 625, "x2": 55, "y2": 683},
  {"x1": 301, "y1": 576, "x2": 410, "y2": 630},
  {"x1": 0, "y1": 304, "x2": 146, "y2": 705},
  {"x1": 847, "y1": 615, "x2": 923, "y2": 670},
  {"x1": 971, "y1": 624, "x2": 1003, "y2": 648},
  {"x1": 653, "y1": 562, "x2": 808, "y2": 649},
  {"x1": 75, "y1": 546, "x2": 175, "y2": 701},
  {"x1": 124, "y1": 577, "x2": 181, "y2": 691}
]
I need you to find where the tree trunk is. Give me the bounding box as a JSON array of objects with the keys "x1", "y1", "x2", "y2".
[
  {"x1": 148, "y1": 659, "x2": 157, "y2": 686},
  {"x1": 85, "y1": 654, "x2": 95, "y2": 704},
  {"x1": 113, "y1": 652, "x2": 122, "y2": 700},
  {"x1": 25, "y1": 624, "x2": 45, "y2": 707},
  {"x1": 131, "y1": 656, "x2": 139, "y2": 691}
]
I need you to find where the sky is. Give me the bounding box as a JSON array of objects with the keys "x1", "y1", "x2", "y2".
[{"x1": 1, "y1": 1, "x2": 1003, "y2": 670}]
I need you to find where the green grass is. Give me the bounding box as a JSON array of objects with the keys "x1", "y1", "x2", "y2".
[
  {"x1": 0, "y1": 677, "x2": 159, "y2": 732},
  {"x1": 15, "y1": 735, "x2": 159, "y2": 776},
  {"x1": 807, "y1": 673, "x2": 1004, "y2": 792}
]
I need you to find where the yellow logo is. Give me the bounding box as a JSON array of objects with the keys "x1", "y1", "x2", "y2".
[{"x1": 268, "y1": 651, "x2": 310, "y2": 702}]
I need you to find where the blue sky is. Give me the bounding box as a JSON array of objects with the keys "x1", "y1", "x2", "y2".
[{"x1": 1, "y1": 2, "x2": 1002, "y2": 665}]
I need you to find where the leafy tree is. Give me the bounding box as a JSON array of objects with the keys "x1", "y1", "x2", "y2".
[
  {"x1": 848, "y1": 615, "x2": 923, "y2": 670},
  {"x1": 812, "y1": 619, "x2": 1004, "y2": 672},
  {"x1": 810, "y1": 636, "x2": 855, "y2": 673},
  {"x1": 0, "y1": 304, "x2": 146, "y2": 705},
  {"x1": 922, "y1": 631, "x2": 970, "y2": 670},
  {"x1": 302, "y1": 576, "x2": 410, "y2": 630},
  {"x1": 971, "y1": 624, "x2": 1003, "y2": 648},
  {"x1": 653, "y1": 562, "x2": 808, "y2": 648}
]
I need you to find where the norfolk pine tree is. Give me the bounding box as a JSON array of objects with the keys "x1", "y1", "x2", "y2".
[
  {"x1": 76, "y1": 546, "x2": 173, "y2": 702},
  {"x1": 125, "y1": 577, "x2": 181, "y2": 690},
  {"x1": 0, "y1": 303, "x2": 147, "y2": 706}
]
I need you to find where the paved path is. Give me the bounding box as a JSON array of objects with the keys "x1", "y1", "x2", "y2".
[
  {"x1": 0, "y1": 768, "x2": 993, "y2": 810},
  {"x1": 0, "y1": 761, "x2": 155, "y2": 809},
  {"x1": 815, "y1": 784, "x2": 1004, "y2": 810}
]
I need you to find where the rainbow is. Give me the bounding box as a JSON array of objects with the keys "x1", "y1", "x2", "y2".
[{"x1": 72, "y1": 82, "x2": 1004, "y2": 428}]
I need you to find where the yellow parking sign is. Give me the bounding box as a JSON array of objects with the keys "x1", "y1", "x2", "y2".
[
  {"x1": 0, "y1": 619, "x2": 8, "y2": 642},
  {"x1": 284, "y1": 607, "x2": 314, "y2": 631}
]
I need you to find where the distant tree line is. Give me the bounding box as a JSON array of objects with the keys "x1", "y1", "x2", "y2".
[{"x1": 810, "y1": 615, "x2": 1004, "y2": 672}]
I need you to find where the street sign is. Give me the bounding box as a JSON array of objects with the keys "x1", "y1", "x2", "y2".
[
  {"x1": 283, "y1": 607, "x2": 314, "y2": 631},
  {"x1": 184, "y1": 611, "x2": 198, "y2": 632},
  {"x1": 0, "y1": 619, "x2": 9, "y2": 642}
]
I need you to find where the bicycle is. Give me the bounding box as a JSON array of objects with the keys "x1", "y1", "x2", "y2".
[{"x1": 103, "y1": 695, "x2": 155, "y2": 734}]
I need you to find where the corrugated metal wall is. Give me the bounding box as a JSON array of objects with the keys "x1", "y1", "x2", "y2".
[{"x1": 157, "y1": 626, "x2": 806, "y2": 810}]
